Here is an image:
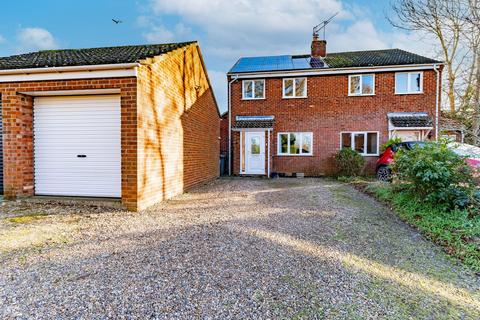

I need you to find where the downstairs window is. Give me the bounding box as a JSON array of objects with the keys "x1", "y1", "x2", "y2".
[{"x1": 341, "y1": 132, "x2": 379, "y2": 156}]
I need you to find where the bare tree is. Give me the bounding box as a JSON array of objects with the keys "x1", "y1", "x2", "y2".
[
  {"x1": 466, "y1": 0, "x2": 480, "y2": 144},
  {"x1": 389, "y1": 0, "x2": 468, "y2": 113}
]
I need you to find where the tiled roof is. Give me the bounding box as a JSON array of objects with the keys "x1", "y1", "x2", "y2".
[
  {"x1": 0, "y1": 42, "x2": 196, "y2": 70},
  {"x1": 234, "y1": 116, "x2": 274, "y2": 128},
  {"x1": 229, "y1": 49, "x2": 441, "y2": 73},
  {"x1": 388, "y1": 112, "x2": 433, "y2": 128}
]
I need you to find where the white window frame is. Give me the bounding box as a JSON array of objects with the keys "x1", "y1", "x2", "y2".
[
  {"x1": 242, "y1": 79, "x2": 265, "y2": 100},
  {"x1": 282, "y1": 78, "x2": 307, "y2": 99},
  {"x1": 277, "y1": 132, "x2": 313, "y2": 156},
  {"x1": 395, "y1": 71, "x2": 423, "y2": 94},
  {"x1": 340, "y1": 131, "x2": 380, "y2": 156},
  {"x1": 348, "y1": 74, "x2": 375, "y2": 96}
]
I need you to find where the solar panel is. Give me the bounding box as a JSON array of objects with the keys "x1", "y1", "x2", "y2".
[{"x1": 229, "y1": 55, "x2": 328, "y2": 73}]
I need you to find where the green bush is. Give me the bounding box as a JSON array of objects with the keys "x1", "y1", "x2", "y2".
[
  {"x1": 392, "y1": 141, "x2": 478, "y2": 211},
  {"x1": 381, "y1": 137, "x2": 402, "y2": 152},
  {"x1": 335, "y1": 148, "x2": 365, "y2": 177},
  {"x1": 366, "y1": 183, "x2": 480, "y2": 272}
]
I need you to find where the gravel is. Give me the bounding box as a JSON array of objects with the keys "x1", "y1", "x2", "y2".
[{"x1": 1, "y1": 178, "x2": 479, "y2": 319}]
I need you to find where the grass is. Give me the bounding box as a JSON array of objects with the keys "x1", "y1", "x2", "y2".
[
  {"x1": 365, "y1": 182, "x2": 480, "y2": 273},
  {"x1": 5, "y1": 214, "x2": 47, "y2": 224}
]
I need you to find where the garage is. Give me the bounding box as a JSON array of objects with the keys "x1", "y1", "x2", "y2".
[
  {"x1": 33, "y1": 95, "x2": 121, "y2": 198},
  {"x1": 0, "y1": 98, "x2": 3, "y2": 195}
]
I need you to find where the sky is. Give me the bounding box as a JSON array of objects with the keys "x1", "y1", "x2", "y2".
[{"x1": 0, "y1": 0, "x2": 438, "y2": 113}]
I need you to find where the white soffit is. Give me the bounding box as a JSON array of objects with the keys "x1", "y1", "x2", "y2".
[
  {"x1": 0, "y1": 63, "x2": 138, "y2": 82},
  {"x1": 20, "y1": 89, "x2": 121, "y2": 96}
]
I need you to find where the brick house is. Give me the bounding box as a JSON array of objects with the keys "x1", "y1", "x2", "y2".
[
  {"x1": 0, "y1": 41, "x2": 220, "y2": 210},
  {"x1": 226, "y1": 36, "x2": 442, "y2": 177}
]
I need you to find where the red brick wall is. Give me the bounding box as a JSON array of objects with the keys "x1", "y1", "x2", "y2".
[
  {"x1": 136, "y1": 43, "x2": 220, "y2": 210},
  {"x1": 0, "y1": 78, "x2": 138, "y2": 209},
  {"x1": 230, "y1": 70, "x2": 440, "y2": 175},
  {"x1": 220, "y1": 112, "x2": 229, "y2": 155}
]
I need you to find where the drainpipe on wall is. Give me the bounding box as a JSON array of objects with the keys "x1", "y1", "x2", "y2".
[
  {"x1": 434, "y1": 64, "x2": 441, "y2": 140},
  {"x1": 228, "y1": 75, "x2": 238, "y2": 176}
]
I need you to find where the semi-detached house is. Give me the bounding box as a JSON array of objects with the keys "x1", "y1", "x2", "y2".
[{"x1": 226, "y1": 35, "x2": 443, "y2": 177}]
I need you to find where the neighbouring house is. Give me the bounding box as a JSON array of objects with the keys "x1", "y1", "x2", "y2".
[
  {"x1": 440, "y1": 114, "x2": 466, "y2": 142},
  {"x1": 227, "y1": 35, "x2": 442, "y2": 176},
  {"x1": 0, "y1": 41, "x2": 220, "y2": 210}
]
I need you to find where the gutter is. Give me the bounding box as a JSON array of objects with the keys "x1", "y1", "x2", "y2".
[
  {"x1": 228, "y1": 75, "x2": 239, "y2": 176},
  {"x1": 0, "y1": 63, "x2": 140, "y2": 75},
  {"x1": 227, "y1": 63, "x2": 445, "y2": 79},
  {"x1": 433, "y1": 64, "x2": 441, "y2": 140}
]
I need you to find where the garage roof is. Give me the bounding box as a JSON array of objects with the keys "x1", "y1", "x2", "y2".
[{"x1": 0, "y1": 42, "x2": 195, "y2": 70}]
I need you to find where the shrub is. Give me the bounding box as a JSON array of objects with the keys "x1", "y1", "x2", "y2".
[
  {"x1": 335, "y1": 148, "x2": 365, "y2": 177},
  {"x1": 381, "y1": 137, "x2": 402, "y2": 152},
  {"x1": 392, "y1": 141, "x2": 478, "y2": 211}
]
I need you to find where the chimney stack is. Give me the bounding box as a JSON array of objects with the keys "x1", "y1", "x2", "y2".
[{"x1": 311, "y1": 34, "x2": 326, "y2": 58}]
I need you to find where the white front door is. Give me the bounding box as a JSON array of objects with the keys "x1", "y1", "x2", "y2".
[{"x1": 245, "y1": 132, "x2": 265, "y2": 174}]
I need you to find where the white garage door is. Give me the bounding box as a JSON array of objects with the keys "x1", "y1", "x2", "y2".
[{"x1": 34, "y1": 95, "x2": 121, "y2": 197}]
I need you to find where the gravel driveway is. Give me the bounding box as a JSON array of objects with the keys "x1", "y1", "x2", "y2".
[{"x1": 1, "y1": 178, "x2": 479, "y2": 319}]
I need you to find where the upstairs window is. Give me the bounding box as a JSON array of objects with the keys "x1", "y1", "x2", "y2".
[
  {"x1": 395, "y1": 72, "x2": 423, "y2": 94},
  {"x1": 283, "y1": 78, "x2": 307, "y2": 98},
  {"x1": 278, "y1": 132, "x2": 313, "y2": 155},
  {"x1": 242, "y1": 79, "x2": 265, "y2": 99},
  {"x1": 341, "y1": 132, "x2": 379, "y2": 156},
  {"x1": 348, "y1": 74, "x2": 375, "y2": 96}
]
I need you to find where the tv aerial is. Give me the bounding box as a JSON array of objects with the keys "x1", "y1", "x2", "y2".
[{"x1": 313, "y1": 12, "x2": 339, "y2": 39}]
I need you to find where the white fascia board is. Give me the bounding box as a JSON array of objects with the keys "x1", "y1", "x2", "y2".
[
  {"x1": 228, "y1": 63, "x2": 442, "y2": 79},
  {"x1": 0, "y1": 63, "x2": 138, "y2": 83},
  {"x1": 19, "y1": 88, "x2": 121, "y2": 96}
]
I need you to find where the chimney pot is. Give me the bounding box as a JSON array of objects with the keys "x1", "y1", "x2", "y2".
[{"x1": 311, "y1": 38, "x2": 326, "y2": 58}]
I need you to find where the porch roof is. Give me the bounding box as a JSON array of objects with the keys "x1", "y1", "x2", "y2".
[
  {"x1": 234, "y1": 116, "x2": 274, "y2": 129},
  {"x1": 388, "y1": 112, "x2": 433, "y2": 128}
]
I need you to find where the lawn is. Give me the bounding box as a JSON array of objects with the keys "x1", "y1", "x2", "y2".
[{"x1": 365, "y1": 182, "x2": 480, "y2": 273}]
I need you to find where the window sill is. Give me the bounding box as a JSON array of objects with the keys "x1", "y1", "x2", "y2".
[
  {"x1": 241, "y1": 97, "x2": 266, "y2": 101},
  {"x1": 394, "y1": 91, "x2": 423, "y2": 95},
  {"x1": 282, "y1": 96, "x2": 308, "y2": 99},
  {"x1": 348, "y1": 93, "x2": 375, "y2": 97},
  {"x1": 276, "y1": 154, "x2": 313, "y2": 157}
]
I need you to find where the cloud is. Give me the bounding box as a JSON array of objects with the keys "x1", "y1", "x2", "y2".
[
  {"x1": 16, "y1": 27, "x2": 58, "y2": 52},
  {"x1": 142, "y1": 0, "x2": 441, "y2": 111},
  {"x1": 207, "y1": 70, "x2": 228, "y2": 113},
  {"x1": 0, "y1": 35, "x2": 5, "y2": 44},
  {"x1": 142, "y1": 19, "x2": 193, "y2": 44}
]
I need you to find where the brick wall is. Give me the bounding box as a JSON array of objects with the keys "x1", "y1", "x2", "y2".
[
  {"x1": 0, "y1": 78, "x2": 138, "y2": 209},
  {"x1": 230, "y1": 70, "x2": 439, "y2": 175},
  {"x1": 220, "y1": 112, "x2": 229, "y2": 156},
  {"x1": 136, "y1": 43, "x2": 219, "y2": 210}
]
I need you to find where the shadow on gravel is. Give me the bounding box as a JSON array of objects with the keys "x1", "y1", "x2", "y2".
[{"x1": 1, "y1": 178, "x2": 479, "y2": 319}]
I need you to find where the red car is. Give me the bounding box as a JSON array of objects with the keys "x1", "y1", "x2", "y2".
[
  {"x1": 375, "y1": 141, "x2": 425, "y2": 181},
  {"x1": 376, "y1": 141, "x2": 480, "y2": 181}
]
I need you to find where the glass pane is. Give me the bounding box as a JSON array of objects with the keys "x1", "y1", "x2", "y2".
[
  {"x1": 284, "y1": 79, "x2": 294, "y2": 97},
  {"x1": 254, "y1": 80, "x2": 264, "y2": 98},
  {"x1": 290, "y1": 133, "x2": 300, "y2": 154},
  {"x1": 367, "y1": 132, "x2": 378, "y2": 154},
  {"x1": 251, "y1": 137, "x2": 260, "y2": 154},
  {"x1": 350, "y1": 76, "x2": 360, "y2": 94},
  {"x1": 280, "y1": 134, "x2": 288, "y2": 154},
  {"x1": 410, "y1": 73, "x2": 421, "y2": 92},
  {"x1": 243, "y1": 81, "x2": 253, "y2": 98},
  {"x1": 301, "y1": 133, "x2": 311, "y2": 154},
  {"x1": 341, "y1": 133, "x2": 351, "y2": 149},
  {"x1": 295, "y1": 78, "x2": 306, "y2": 97},
  {"x1": 354, "y1": 133, "x2": 365, "y2": 153},
  {"x1": 362, "y1": 75, "x2": 374, "y2": 94},
  {"x1": 395, "y1": 73, "x2": 408, "y2": 93}
]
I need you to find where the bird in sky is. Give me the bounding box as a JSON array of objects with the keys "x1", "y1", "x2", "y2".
[{"x1": 112, "y1": 19, "x2": 123, "y2": 24}]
